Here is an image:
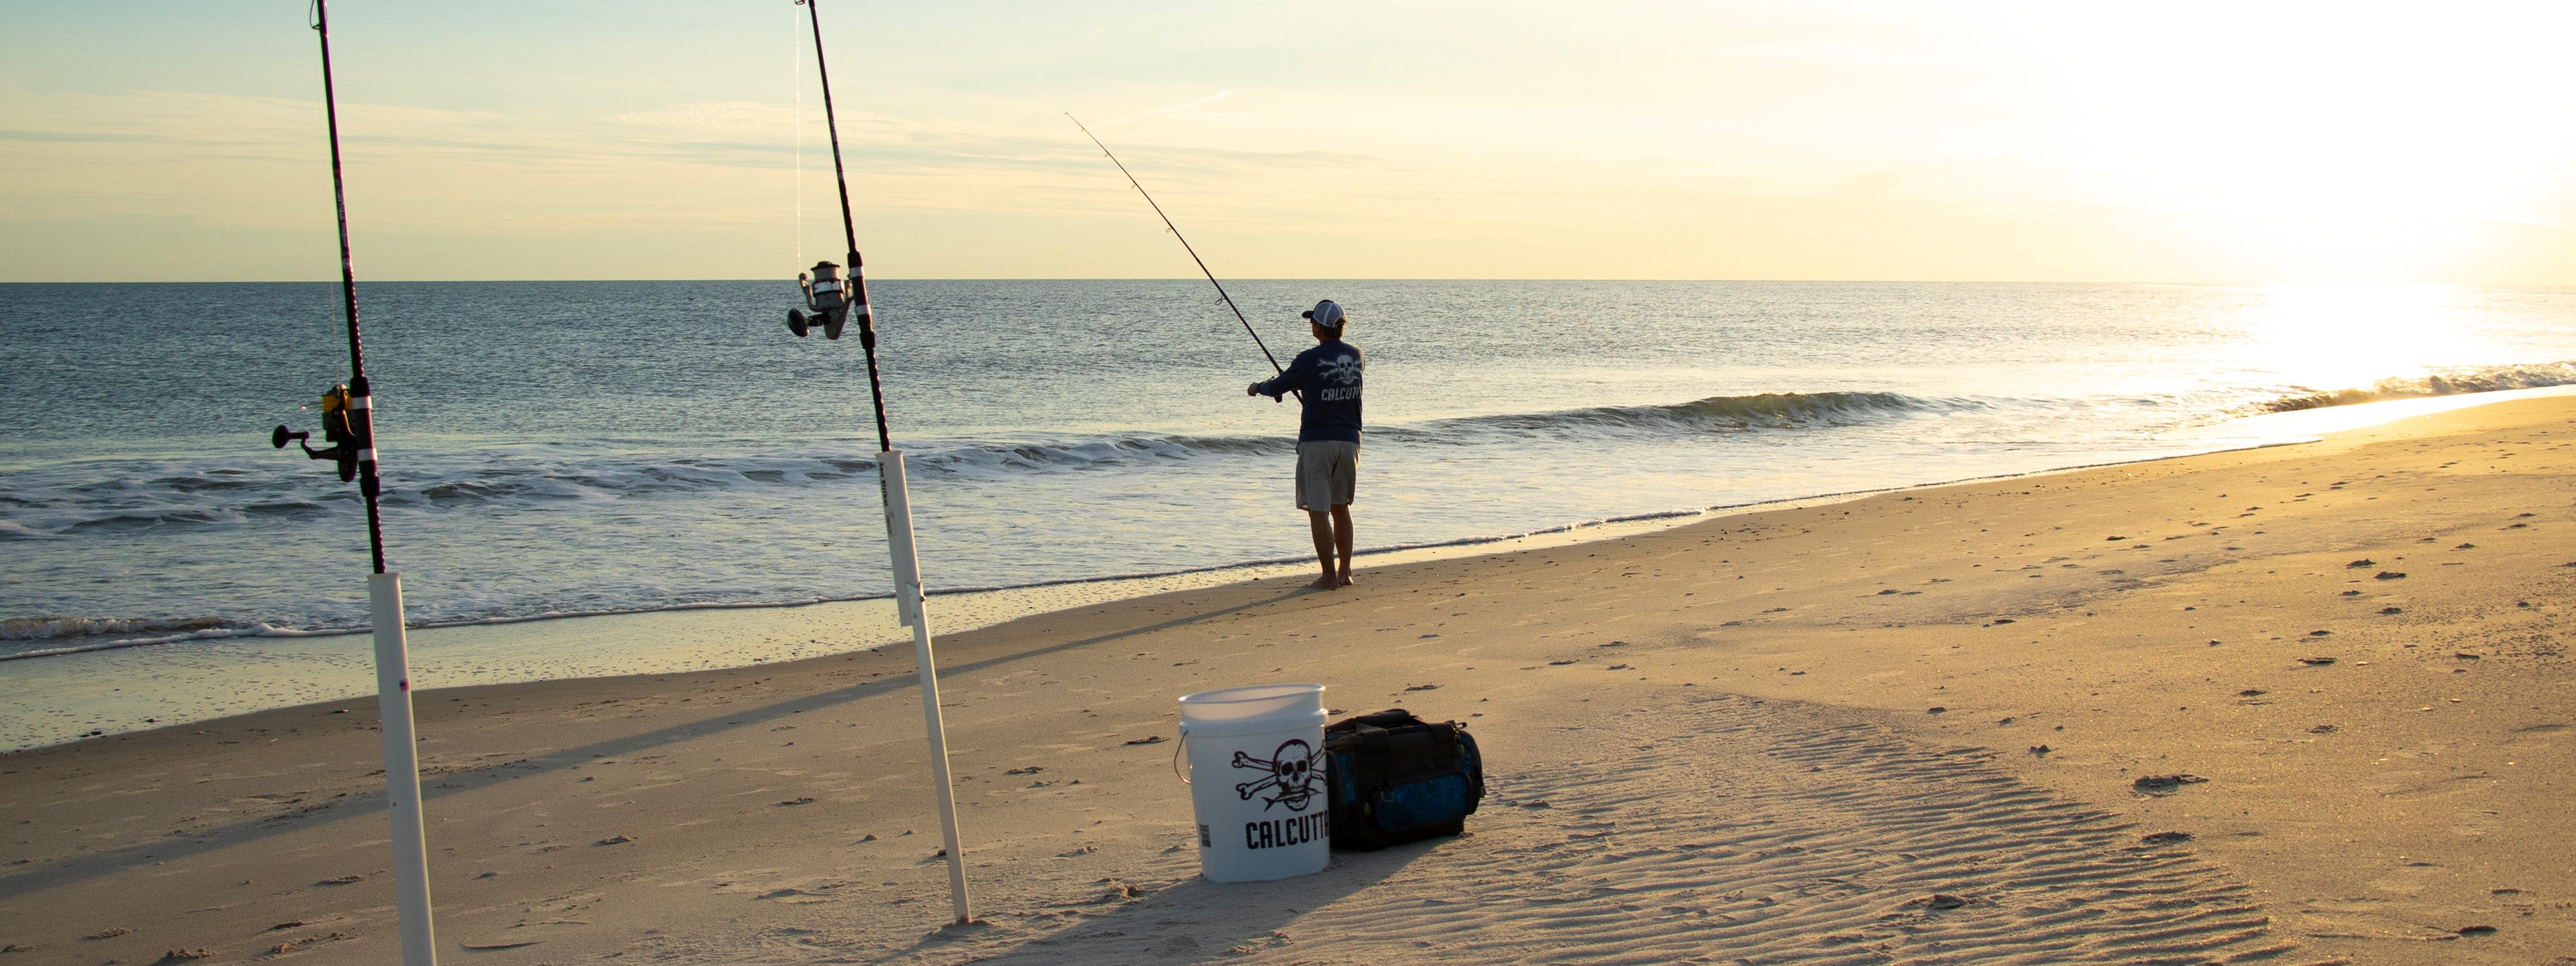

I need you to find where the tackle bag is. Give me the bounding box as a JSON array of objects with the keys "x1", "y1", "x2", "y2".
[{"x1": 1322, "y1": 708, "x2": 1484, "y2": 850}]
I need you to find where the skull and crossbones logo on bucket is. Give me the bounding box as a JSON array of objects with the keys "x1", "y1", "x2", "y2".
[{"x1": 1232, "y1": 738, "x2": 1326, "y2": 811}]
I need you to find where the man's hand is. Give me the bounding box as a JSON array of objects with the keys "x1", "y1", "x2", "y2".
[{"x1": 1247, "y1": 382, "x2": 1263, "y2": 397}]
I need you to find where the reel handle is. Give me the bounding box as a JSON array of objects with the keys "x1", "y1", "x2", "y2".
[
  {"x1": 270, "y1": 421, "x2": 353, "y2": 479},
  {"x1": 786, "y1": 308, "x2": 846, "y2": 340}
]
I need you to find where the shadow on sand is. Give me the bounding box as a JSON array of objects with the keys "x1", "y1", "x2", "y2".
[
  {"x1": 913, "y1": 841, "x2": 1446, "y2": 964},
  {"x1": 0, "y1": 584, "x2": 1314, "y2": 902}
]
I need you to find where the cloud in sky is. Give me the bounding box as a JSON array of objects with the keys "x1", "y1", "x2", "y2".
[{"x1": 2, "y1": 0, "x2": 2572, "y2": 283}]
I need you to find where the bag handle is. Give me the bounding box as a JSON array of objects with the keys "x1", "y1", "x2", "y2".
[{"x1": 1355, "y1": 722, "x2": 1393, "y2": 753}]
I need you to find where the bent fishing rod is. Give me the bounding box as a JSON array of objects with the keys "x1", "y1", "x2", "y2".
[{"x1": 1067, "y1": 114, "x2": 1296, "y2": 399}]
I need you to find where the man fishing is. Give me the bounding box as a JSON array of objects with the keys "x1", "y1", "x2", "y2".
[{"x1": 1248, "y1": 299, "x2": 1364, "y2": 589}]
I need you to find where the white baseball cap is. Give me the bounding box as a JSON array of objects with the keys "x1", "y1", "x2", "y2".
[{"x1": 1300, "y1": 299, "x2": 1345, "y2": 329}]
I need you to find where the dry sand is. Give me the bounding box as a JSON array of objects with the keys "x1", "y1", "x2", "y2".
[{"x1": 3, "y1": 396, "x2": 2570, "y2": 965}]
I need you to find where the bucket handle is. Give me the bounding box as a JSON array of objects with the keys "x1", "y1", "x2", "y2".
[{"x1": 1173, "y1": 732, "x2": 1190, "y2": 784}]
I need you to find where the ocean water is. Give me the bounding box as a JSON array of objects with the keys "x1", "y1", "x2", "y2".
[{"x1": 4, "y1": 279, "x2": 2574, "y2": 668}]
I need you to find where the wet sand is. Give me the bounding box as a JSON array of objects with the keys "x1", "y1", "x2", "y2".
[{"x1": 2, "y1": 395, "x2": 2570, "y2": 964}]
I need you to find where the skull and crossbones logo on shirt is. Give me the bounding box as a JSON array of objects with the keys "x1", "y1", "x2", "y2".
[{"x1": 1315, "y1": 354, "x2": 1364, "y2": 387}]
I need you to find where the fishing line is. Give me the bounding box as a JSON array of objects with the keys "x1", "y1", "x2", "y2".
[
  {"x1": 1066, "y1": 114, "x2": 1297, "y2": 398},
  {"x1": 792, "y1": 1, "x2": 802, "y2": 267},
  {"x1": 786, "y1": 0, "x2": 971, "y2": 929}
]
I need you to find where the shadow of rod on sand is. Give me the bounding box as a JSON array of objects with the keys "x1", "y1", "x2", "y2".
[
  {"x1": 0, "y1": 584, "x2": 1313, "y2": 902},
  {"x1": 924, "y1": 844, "x2": 1443, "y2": 965}
]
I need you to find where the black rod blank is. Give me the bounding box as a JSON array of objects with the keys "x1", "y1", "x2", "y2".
[
  {"x1": 799, "y1": 0, "x2": 895, "y2": 453},
  {"x1": 312, "y1": 0, "x2": 389, "y2": 574},
  {"x1": 1067, "y1": 114, "x2": 1294, "y2": 389}
]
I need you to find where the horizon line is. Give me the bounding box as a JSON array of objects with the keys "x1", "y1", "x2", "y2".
[{"x1": 9, "y1": 278, "x2": 2569, "y2": 288}]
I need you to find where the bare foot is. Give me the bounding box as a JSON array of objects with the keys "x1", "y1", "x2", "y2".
[
  {"x1": 1338, "y1": 573, "x2": 1356, "y2": 587},
  {"x1": 1306, "y1": 575, "x2": 1340, "y2": 590}
]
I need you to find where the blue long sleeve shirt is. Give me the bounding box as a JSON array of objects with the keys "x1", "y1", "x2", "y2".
[{"x1": 1255, "y1": 340, "x2": 1364, "y2": 443}]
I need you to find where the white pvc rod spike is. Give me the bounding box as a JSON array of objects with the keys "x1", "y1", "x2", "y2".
[
  {"x1": 369, "y1": 572, "x2": 440, "y2": 965},
  {"x1": 879, "y1": 451, "x2": 972, "y2": 925}
]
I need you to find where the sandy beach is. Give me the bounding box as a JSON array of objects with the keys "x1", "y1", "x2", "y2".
[{"x1": 3, "y1": 394, "x2": 2570, "y2": 964}]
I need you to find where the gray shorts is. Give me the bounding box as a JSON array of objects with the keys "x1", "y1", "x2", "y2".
[{"x1": 1294, "y1": 440, "x2": 1358, "y2": 510}]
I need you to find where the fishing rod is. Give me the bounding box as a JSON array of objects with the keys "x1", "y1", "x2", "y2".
[
  {"x1": 303, "y1": 0, "x2": 387, "y2": 575},
  {"x1": 269, "y1": 2, "x2": 440, "y2": 963},
  {"x1": 784, "y1": 0, "x2": 974, "y2": 928},
  {"x1": 1067, "y1": 114, "x2": 1296, "y2": 399},
  {"x1": 786, "y1": 0, "x2": 892, "y2": 452}
]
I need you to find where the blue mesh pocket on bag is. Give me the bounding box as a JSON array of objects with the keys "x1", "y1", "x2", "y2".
[{"x1": 1374, "y1": 774, "x2": 1475, "y2": 832}]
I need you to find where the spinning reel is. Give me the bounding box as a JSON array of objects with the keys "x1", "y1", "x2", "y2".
[
  {"x1": 271, "y1": 382, "x2": 369, "y2": 482},
  {"x1": 788, "y1": 259, "x2": 874, "y2": 342}
]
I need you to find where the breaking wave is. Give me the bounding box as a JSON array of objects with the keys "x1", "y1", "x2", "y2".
[
  {"x1": 1399, "y1": 390, "x2": 1949, "y2": 440},
  {"x1": 0, "y1": 615, "x2": 242, "y2": 642},
  {"x1": 0, "y1": 390, "x2": 1947, "y2": 536},
  {"x1": 2259, "y1": 361, "x2": 2576, "y2": 413},
  {"x1": 0, "y1": 615, "x2": 291, "y2": 661}
]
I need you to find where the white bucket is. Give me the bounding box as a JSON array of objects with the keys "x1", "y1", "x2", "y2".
[{"x1": 1176, "y1": 683, "x2": 1330, "y2": 882}]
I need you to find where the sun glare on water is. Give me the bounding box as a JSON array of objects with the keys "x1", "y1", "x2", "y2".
[{"x1": 2236, "y1": 282, "x2": 2478, "y2": 390}]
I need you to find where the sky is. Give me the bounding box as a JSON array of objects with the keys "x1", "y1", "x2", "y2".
[{"x1": 2, "y1": 1, "x2": 2572, "y2": 283}]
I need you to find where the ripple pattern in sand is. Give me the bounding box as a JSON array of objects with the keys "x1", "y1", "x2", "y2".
[{"x1": 956, "y1": 692, "x2": 2298, "y2": 965}]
